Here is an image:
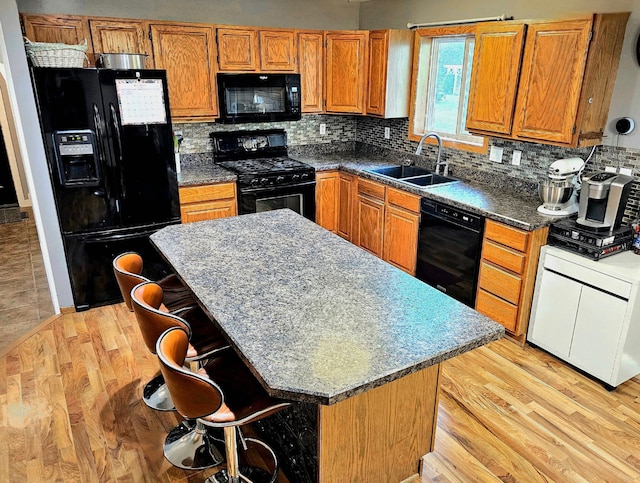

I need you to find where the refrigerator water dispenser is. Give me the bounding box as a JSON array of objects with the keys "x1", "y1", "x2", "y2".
[{"x1": 53, "y1": 129, "x2": 100, "y2": 187}]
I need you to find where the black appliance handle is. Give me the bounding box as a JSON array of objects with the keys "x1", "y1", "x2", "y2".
[
  {"x1": 109, "y1": 103, "x2": 123, "y2": 164},
  {"x1": 83, "y1": 230, "x2": 158, "y2": 243},
  {"x1": 92, "y1": 104, "x2": 107, "y2": 167},
  {"x1": 241, "y1": 180, "x2": 316, "y2": 194}
]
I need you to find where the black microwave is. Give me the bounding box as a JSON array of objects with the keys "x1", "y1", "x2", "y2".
[{"x1": 216, "y1": 73, "x2": 301, "y2": 123}]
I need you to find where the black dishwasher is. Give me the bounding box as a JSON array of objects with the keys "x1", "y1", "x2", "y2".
[{"x1": 416, "y1": 199, "x2": 484, "y2": 307}]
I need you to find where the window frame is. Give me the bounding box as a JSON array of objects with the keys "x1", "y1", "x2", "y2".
[{"x1": 409, "y1": 25, "x2": 488, "y2": 154}]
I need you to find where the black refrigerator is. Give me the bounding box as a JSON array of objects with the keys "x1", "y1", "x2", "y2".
[{"x1": 32, "y1": 67, "x2": 180, "y2": 311}]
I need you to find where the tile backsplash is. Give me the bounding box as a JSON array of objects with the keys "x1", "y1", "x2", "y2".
[{"x1": 177, "y1": 114, "x2": 640, "y2": 223}]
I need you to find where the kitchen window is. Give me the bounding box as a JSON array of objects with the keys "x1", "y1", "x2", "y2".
[{"x1": 410, "y1": 26, "x2": 488, "y2": 153}]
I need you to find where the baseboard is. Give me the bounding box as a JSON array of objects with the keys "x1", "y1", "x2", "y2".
[{"x1": 0, "y1": 313, "x2": 61, "y2": 359}]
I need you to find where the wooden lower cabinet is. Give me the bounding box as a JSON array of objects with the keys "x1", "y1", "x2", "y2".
[
  {"x1": 354, "y1": 189, "x2": 385, "y2": 258},
  {"x1": 315, "y1": 171, "x2": 339, "y2": 233},
  {"x1": 337, "y1": 172, "x2": 354, "y2": 241},
  {"x1": 383, "y1": 196, "x2": 420, "y2": 275},
  {"x1": 179, "y1": 183, "x2": 237, "y2": 223},
  {"x1": 475, "y1": 219, "x2": 548, "y2": 342}
]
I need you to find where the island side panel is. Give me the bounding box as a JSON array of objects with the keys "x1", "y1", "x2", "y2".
[{"x1": 318, "y1": 363, "x2": 441, "y2": 482}]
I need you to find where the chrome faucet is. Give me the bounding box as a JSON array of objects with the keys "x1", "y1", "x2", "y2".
[{"x1": 415, "y1": 132, "x2": 447, "y2": 176}]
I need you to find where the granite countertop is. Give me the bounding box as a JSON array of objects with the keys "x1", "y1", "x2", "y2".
[
  {"x1": 151, "y1": 210, "x2": 504, "y2": 405},
  {"x1": 177, "y1": 149, "x2": 557, "y2": 231}
]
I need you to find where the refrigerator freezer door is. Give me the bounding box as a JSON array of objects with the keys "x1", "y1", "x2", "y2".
[
  {"x1": 32, "y1": 68, "x2": 118, "y2": 233},
  {"x1": 98, "y1": 69, "x2": 180, "y2": 227},
  {"x1": 63, "y1": 223, "x2": 177, "y2": 310}
]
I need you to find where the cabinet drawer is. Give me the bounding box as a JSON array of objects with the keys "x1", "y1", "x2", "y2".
[
  {"x1": 484, "y1": 219, "x2": 529, "y2": 252},
  {"x1": 476, "y1": 289, "x2": 518, "y2": 332},
  {"x1": 179, "y1": 183, "x2": 236, "y2": 204},
  {"x1": 387, "y1": 187, "x2": 420, "y2": 213},
  {"x1": 482, "y1": 240, "x2": 526, "y2": 274},
  {"x1": 357, "y1": 178, "x2": 386, "y2": 201},
  {"x1": 478, "y1": 261, "x2": 522, "y2": 305}
]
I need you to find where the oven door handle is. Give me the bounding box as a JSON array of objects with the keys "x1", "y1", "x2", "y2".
[{"x1": 241, "y1": 180, "x2": 316, "y2": 194}]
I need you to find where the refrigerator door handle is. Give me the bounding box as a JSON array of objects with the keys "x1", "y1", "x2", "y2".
[
  {"x1": 109, "y1": 103, "x2": 123, "y2": 164},
  {"x1": 92, "y1": 104, "x2": 107, "y2": 167}
]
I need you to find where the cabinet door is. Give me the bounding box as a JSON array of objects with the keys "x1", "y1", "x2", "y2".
[
  {"x1": 512, "y1": 19, "x2": 592, "y2": 144},
  {"x1": 383, "y1": 205, "x2": 419, "y2": 275},
  {"x1": 466, "y1": 22, "x2": 526, "y2": 135},
  {"x1": 22, "y1": 14, "x2": 91, "y2": 46},
  {"x1": 325, "y1": 31, "x2": 368, "y2": 114},
  {"x1": 217, "y1": 28, "x2": 259, "y2": 71},
  {"x1": 298, "y1": 31, "x2": 324, "y2": 113},
  {"x1": 90, "y1": 19, "x2": 153, "y2": 66},
  {"x1": 354, "y1": 194, "x2": 385, "y2": 258},
  {"x1": 150, "y1": 24, "x2": 218, "y2": 119},
  {"x1": 366, "y1": 30, "x2": 388, "y2": 116},
  {"x1": 181, "y1": 200, "x2": 236, "y2": 223},
  {"x1": 337, "y1": 172, "x2": 354, "y2": 241},
  {"x1": 528, "y1": 270, "x2": 582, "y2": 358},
  {"x1": 315, "y1": 171, "x2": 339, "y2": 233},
  {"x1": 570, "y1": 285, "x2": 627, "y2": 383},
  {"x1": 260, "y1": 30, "x2": 296, "y2": 71}
]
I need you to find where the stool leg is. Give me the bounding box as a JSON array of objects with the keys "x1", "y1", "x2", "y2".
[
  {"x1": 163, "y1": 420, "x2": 225, "y2": 470},
  {"x1": 142, "y1": 373, "x2": 174, "y2": 411}
]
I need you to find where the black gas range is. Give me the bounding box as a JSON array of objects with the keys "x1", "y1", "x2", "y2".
[{"x1": 211, "y1": 129, "x2": 316, "y2": 220}]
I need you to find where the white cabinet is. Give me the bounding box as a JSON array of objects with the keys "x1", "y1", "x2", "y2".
[{"x1": 528, "y1": 246, "x2": 640, "y2": 388}]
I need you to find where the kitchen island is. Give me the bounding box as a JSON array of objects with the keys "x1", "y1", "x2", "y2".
[{"x1": 151, "y1": 209, "x2": 504, "y2": 482}]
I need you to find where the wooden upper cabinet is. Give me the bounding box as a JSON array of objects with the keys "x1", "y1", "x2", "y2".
[
  {"x1": 21, "y1": 14, "x2": 93, "y2": 63},
  {"x1": 466, "y1": 13, "x2": 629, "y2": 147},
  {"x1": 150, "y1": 23, "x2": 218, "y2": 120},
  {"x1": 217, "y1": 27, "x2": 259, "y2": 71},
  {"x1": 298, "y1": 31, "x2": 324, "y2": 113},
  {"x1": 466, "y1": 22, "x2": 526, "y2": 134},
  {"x1": 512, "y1": 19, "x2": 593, "y2": 145},
  {"x1": 22, "y1": 14, "x2": 91, "y2": 46},
  {"x1": 325, "y1": 31, "x2": 369, "y2": 114},
  {"x1": 89, "y1": 18, "x2": 153, "y2": 67},
  {"x1": 259, "y1": 30, "x2": 296, "y2": 71},
  {"x1": 366, "y1": 30, "x2": 413, "y2": 118}
]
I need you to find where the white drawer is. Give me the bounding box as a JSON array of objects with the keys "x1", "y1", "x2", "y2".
[{"x1": 543, "y1": 253, "x2": 632, "y2": 299}]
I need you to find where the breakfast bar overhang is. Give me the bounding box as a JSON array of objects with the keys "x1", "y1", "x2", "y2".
[{"x1": 151, "y1": 209, "x2": 504, "y2": 482}]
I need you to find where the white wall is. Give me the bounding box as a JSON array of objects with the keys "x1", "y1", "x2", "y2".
[
  {"x1": 0, "y1": 2, "x2": 73, "y2": 310},
  {"x1": 360, "y1": 0, "x2": 640, "y2": 149},
  {"x1": 16, "y1": 0, "x2": 361, "y2": 30}
]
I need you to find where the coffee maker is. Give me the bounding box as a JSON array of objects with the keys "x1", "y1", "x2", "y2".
[{"x1": 576, "y1": 172, "x2": 634, "y2": 231}]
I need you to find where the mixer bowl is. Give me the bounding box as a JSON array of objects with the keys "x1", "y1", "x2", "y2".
[{"x1": 538, "y1": 179, "x2": 574, "y2": 208}]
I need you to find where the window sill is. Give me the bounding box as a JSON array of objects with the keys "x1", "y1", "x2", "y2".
[{"x1": 408, "y1": 132, "x2": 489, "y2": 154}]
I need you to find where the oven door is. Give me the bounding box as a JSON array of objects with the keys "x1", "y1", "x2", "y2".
[{"x1": 239, "y1": 181, "x2": 315, "y2": 221}]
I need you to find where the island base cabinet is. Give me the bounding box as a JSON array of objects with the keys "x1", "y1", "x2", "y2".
[{"x1": 253, "y1": 363, "x2": 441, "y2": 482}]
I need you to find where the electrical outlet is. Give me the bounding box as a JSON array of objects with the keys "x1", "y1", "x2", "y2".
[
  {"x1": 489, "y1": 146, "x2": 503, "y2": 163},
  {"x1": 605, "y1": 166, "x2": 616, "y2": 173},
  {"x1": 384, "y1": 127, "x2": 390, "y2": 139},
  {"x1": 320, "y1": 123, "x2": 326, "y2": 135},
  {"x1": 173, "y1": 130, "x2": 183, "y2": 137},
  {"x1": 512, "y1": 150, "x2": 522, "y2": 166},
  {"x1": 620, "y1": 167, "x2": 633, "y2": 176}
]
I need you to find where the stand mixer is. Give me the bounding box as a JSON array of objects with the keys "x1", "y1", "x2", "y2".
[{"x1": 537, "y1": 157, "x2": 585, "y2": 216}]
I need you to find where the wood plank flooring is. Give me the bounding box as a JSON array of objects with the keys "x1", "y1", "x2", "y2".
[{"x1": 0, "y1": 303, "x2": 639, "y2": 482}]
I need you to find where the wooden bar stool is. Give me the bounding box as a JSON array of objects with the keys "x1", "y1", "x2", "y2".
[
  {"x1": 113, "y1": 251, "x2": 194, "y2": 312},
  {"x1": 131, "y1": 281, "x2": 229, "y2": 413},
  {"x1": 156, "y1": 326, "x2": 291, "y2": 480}
]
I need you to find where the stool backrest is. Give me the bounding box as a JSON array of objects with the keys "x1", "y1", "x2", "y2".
[
  {"x1": 113, "y1": 252, "x2": 149, "y2": 311},
  {"x1": 131, "y1": 282, "x2": 191, "y2": 354},
  {"x1": 156, "y1": 327, "x2": 224, "y2": 419}
]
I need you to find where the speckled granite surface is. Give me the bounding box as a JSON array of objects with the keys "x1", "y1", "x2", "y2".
[
  {"x1": 177, "y1": 147, "x2": 558, "y2": 230},
  {"x1": 151, "y1": 209, "x2": 503, "y2": 405}
]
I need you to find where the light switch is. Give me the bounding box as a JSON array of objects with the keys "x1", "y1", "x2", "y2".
[
  {"x1": 489, "y1": 146, "x2": 503, "y2": 163},
  {"x1": 320, "y1": 123, "x2": 326, "y2": 135},
  {"x1": 384, "y1": 127, "x2": 390, "y2": 139}
]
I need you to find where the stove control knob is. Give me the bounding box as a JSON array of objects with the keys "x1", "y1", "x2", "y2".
[
  {"x1": 292, "y1": 174, "x2": 301, "y2": 182},
  {"x1": 260, "y1": 177, "x2": 270, "y2": 186},
  {"x1": 250, "y1": 178, "x2": 260, "y2": 187},
  {"x1": 276, "y1": 176, "x2": 285, "y2": 184},
  {"x1": 301, "y1": 173, "x2": 310, "y2": 181}
]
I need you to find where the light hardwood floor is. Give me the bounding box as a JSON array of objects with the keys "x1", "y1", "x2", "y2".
[{"x1": 1, "y1": 303, "x2": 639, "y2": 482}]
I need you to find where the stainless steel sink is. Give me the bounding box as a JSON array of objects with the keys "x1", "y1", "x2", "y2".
[
  {"x1": 367, "y1": 165, "x2": 432, "y2": 179},
  {"x1": 367, "y1": 165, "x2": 459, "y2": 187},
  {"x1": 401, "y1": 174, "x2": 459, "y2": 187}
]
